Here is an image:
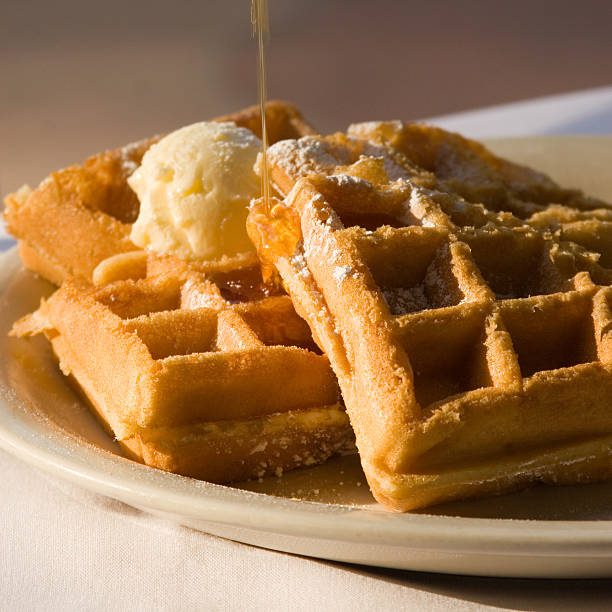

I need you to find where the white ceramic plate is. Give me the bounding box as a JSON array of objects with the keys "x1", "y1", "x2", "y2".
[{"x1": 2, "y1": 137, "x2": 612, "y2": 579}]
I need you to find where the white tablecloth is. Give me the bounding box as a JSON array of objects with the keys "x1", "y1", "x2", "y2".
[{"x1": 2, "y1": 86, "x2": 612, "y2": 611}]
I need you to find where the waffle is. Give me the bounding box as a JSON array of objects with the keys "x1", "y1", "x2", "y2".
[
  {"x1": 12, "y1": 254, "x2": 353, "y2": 482},
  {"x1": 247, "y1": 129, "x2": 612, "y2": 511},
  {"x1": 6, "y1": 102, "x2": 356, "y2": 483},
  {"x1": 348, "y1": 121, "x2": 612, "y2": 262},
  {"x1": 347, "y1": 121, "x2": 611, "y2": 216},
  {"x1": 4, "y1": 100, "x2": 316, "y2": 286}
]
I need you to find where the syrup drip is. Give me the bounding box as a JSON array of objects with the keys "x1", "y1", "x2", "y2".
[
  {"x1": 247, "y1": 197, "x2": 302, "y2": 285},
  {"x1": 249, "y1": 2, "x2": 303, "y2": 288},
  {"x1": 251, "y1": 0, "x2": 271, "y2": 213}
]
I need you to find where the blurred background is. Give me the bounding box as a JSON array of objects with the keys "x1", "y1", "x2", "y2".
[{"x1": 2, "y1": 0, "x2": 611, "y2": 192}]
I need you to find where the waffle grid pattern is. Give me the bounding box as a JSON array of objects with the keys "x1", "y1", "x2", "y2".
[
  {"x1": 13, "y1": 261, "x2": 353, "y2": 482},
  {"x1": 255, "y1": 127, "x2": 612, "y2": 510}
]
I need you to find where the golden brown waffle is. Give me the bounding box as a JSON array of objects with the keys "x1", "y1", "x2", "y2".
[
  {"x1": 3, "y1": 101, "x2": 316, "y2": 286},
  {"x1": 348, "y1": 121, "x2": 612, "y2": 265},
  {"x1": 12, "y1": 256, "x2": 354, "y2": 482},
  {"x1": 5, "y1": 102, "x2": 356, "y2": 483},
  {"x1": 347, "y1": 121, "x2": 612, "y2": 216},
  {"x1": 248, "y1": 130, "x2": 612, "y2": 511}
]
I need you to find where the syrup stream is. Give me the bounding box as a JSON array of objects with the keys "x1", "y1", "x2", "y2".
[
  {"x1": 248, "y1": 1, "x2": 301, "y2": 287},
  {"x1": 251, "y1": 0, "x2": 271, "y2": 213}
]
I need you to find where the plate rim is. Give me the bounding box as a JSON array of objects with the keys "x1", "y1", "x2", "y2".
[{"x1": 3, "y1": 383, "x2": 612, "y2": 556}]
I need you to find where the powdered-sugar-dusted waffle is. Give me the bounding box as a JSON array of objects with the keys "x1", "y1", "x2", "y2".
[
  {"x1": 347, "y1": 121, "x2": 611, "y2": 216},
  {"x1": 248, "y1": 131, "x2": 612, "y2": 511},
  {"x1": 12, "y1": 254, "x2": 353, "y2": 482},
  {"x1": 4, "y1": 101, "x2": 316, "y2": 286},
  {"x1": 348, "y1": 121, "x2": 612, "y2": 263}
]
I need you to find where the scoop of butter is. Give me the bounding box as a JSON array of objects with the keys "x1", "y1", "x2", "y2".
[{"x1": 128, "y1": 121, "x2": 261, "y2": 260}]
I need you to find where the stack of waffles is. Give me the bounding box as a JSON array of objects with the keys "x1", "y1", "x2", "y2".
[
  {"x1": 247, "y1": 123, "x2": 612, "y2": 510},
  {"x1": 7, "y1": 102, "x2": 612, "y2": 510},
  {"x1": 6, "y1": 102, "x2": 354, "y2": 483}
]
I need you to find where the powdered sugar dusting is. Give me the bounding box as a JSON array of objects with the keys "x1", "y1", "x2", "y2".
[
  {"x1": 266, "y1": 137, "x2": 339, "y2": 178},
  {"x1": 290, "y1": 252, "x2": 312, "y2": 279},
  {"x1": 409, "y1": 185, "x2": 435, "y2": 220},
  {"x1": 333, "y1": 265, "x2": 353, "y2": 283},
  {"x1": 328, "y1": 174, "x2": 371, "y2": 188},
  {"x1": 181, "y1": 279, "x2": 222, "y2": 310},
  {"x1": 383, "y1": 286, "x2": 429, "y2": 315},
  {"x1": 360, "y1": 142, "x2": 409, "y2": 181},
  {"x1": 291, "y1": 253, "x2": 307, "y2": 269}
]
